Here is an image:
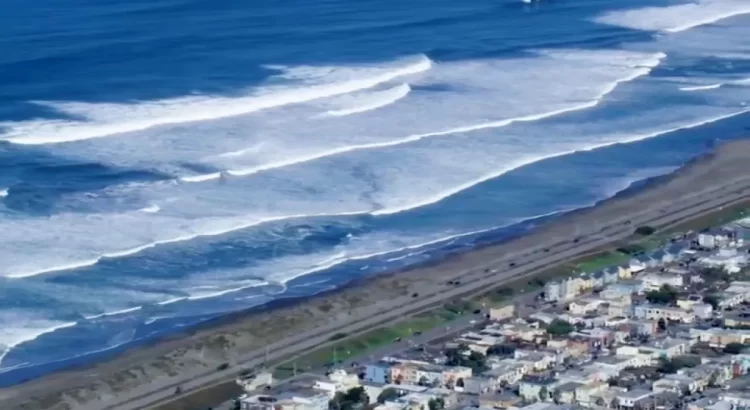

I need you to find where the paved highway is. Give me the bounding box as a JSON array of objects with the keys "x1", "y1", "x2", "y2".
[{"x1": 72, "y1": 176, "x2": 750, "y2": 410}]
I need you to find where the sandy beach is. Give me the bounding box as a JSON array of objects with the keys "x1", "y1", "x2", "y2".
[{"x1": 3, "y1": 139, "x2": 750, "y2": 410}]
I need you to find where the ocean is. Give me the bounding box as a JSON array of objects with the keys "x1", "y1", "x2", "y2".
[{"x1": 1, "y1": 0, "x2": 749, "y2": 385}]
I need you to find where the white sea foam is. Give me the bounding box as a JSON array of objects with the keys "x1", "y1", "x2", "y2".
[
  {"x1": 180, "y1": 172, "x2": 222, "y2": 182},
  {"x1": 157, "y1": 297, "x2": 186, "y2": 306},
  {"x1": 184, "y1": 279, "x2": 269, "y2": 301},
  {"x1": 0, "y1": 189, "x2": 7, "y2": 198},
  {"x1": 3, "y1": 210, "x2": 366, "y2": 279},
  {"x1": 0, "y1": 49, "x2": 675, "y2": 280},
  {"x1": 139, "y1": 205, "x2": 161, "y2": 213},
  {"x1": 373, "y1": 108, "x2": 750, "y2": 216},
  {"x1": 595, "y1": 0, "x2": 750, "y2": 33},
  {"x1": 325, "y1": 83, "x2": 411, "y2": 117},
  {"x1": 0, "y1": 55, "x2": 432, "y2": 145},
  {"x1": 177, "y1": 51, "x2": 665, "y2": 183},
  {"x1": 680, "y1": 83, "x2": 723, "y2": 91},
  {"x1": 84, "y1": 306, "x2": 143, "y2": 320},
  {"x1": 0, "y1": 314, "x2": 77, "y2": 368}
]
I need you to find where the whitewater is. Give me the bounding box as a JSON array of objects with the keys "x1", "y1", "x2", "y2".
[{"x1": 2, "y1": 0, "x2": 750, "y2": 386}]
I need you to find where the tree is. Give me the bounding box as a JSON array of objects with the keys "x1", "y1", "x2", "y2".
[
  {"x1": 330, "y1": 387, "x2": 369, "y2": 410},
  {"x1": 657, "y1": 318, "x2": 667, "y2": 332},
  {"x1": 538, "y1": 386, "x2": 549, "y2": 402},
  {"x1": 658, "y1": 355, "x2": 701, "y2": 374},
  {"x1": 487, "y1": 343, "x2": 515, "y2": 356},
  {"x1": 646, "y1": 285, "x2": 678, "y2": 305},
  {"x1": 445, "y1": 346, "x2": 488, "y2": 373},
  {"x1": 547, "y1": 319, "x2": 574, "y2": 336},
  {"x1": 377, "y1": 388, "x2": 399, "y2": 404},
  {"x1": 724, "y1": 342, "x2": 746, "y2": 355},
  {"x1": 700, "y1": 268, "x2": 731, "y2": 283},
  {"x1": 703, "y1": 294, "x2": 721, "y2": 310},
  {"x1": 635, "y1": 226, "x2": 656, "y2": 236},
  {"x1": 418, "y1": 376, "x2": 429, "y2": 386},
  {"x1": 428, "y1": 398, "x2": 445, "y2": 410}
]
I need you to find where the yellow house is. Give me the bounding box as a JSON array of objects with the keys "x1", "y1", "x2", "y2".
[{"x1": 618, "y1": 266, "x2": 632, "y2": 279}]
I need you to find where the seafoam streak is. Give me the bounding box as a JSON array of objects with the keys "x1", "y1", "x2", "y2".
[
  {"x1": 0, "y1": 319, "x2": 77, "y2": 368},
  {"x1": 181, "y1": 52, "x2": 666, "y2": 183},
  {"x1": 325, "y1": 83, "x2": 411, "y2": 117},
  {"x1": 373, "y1": 108, "x2": 750, "y2": 216},
  {"x1": 680, "y1": 83, "x2": 723, "y2": 91},
  {"x1": 594, "y1": 0, "x2": 750, "y2": 33},
  {"x1": 5, "y1": 210, "x2": 367, "y2": 279},
  {"x1": 0, "y1": 56, "x2": 432, "y2": 145}
]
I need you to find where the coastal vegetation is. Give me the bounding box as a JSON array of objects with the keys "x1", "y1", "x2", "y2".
[{"x1": 546, "y1": 319, "x2": 575, "y2": 336}]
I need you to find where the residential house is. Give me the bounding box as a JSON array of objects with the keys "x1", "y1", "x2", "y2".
[
  {"x1": 574, "y1": 382, "x2": 609, "y2": 408},
  {"x1": 519, "y1": 375, "x2": 558, "y2": 402},
  {"x1": 615, "y1": 389, "x2": 654, "y2": 409},
  {"x1": 568, "y1": 297, "x2": 605, "y2": 315},
  {"x1": 552, "y1": 382, "x2": 583, "y2": 404},
  {"x1": 463, "y1": 376, "x2": 497, "y2": 395},
  {"x1": 693, "y1": 303, "x2": 714, "y2": 320},
  {"x1": 515, "y1": 350, "x2": 556, "y2": 372},
  {"x1": 720, "y1": 392, "x2": 750, "y2": 409},
  {"x1": 634, "y1": 304, "x2": 695, "y2": 323},
  {"x1": 718, "y1": 282, "x2": 750, "y2": 308},
  {"x1": 677, "y1": 295, "x2": 704, "y2": 311},
  {"x1": 699, "y1": 248, "x2": 748, "y2": 274},
  {"x1": 484, "y1": 359, "x2": 529, "y2": 386},
  {"x1": 442, "y1": 366, "x2": 472, "y2": 388},
  {"x1": 652, "y1": 374, "x2": 697, "y2": 394},
  {"x1": 366, "y1": 361, "x2": 393, "y2": 384},
  {"x1": 639, "y1": 337, "x2": 694, "y2": 359},
  {"x1": 240, "y1": 389, "x2": 330, "y2": 410},
  {"x1": 641, "y1": 272, "x2": 684, "y2": 292},
  {"x1": 690, "y1": 328, "x2": 750, "y2": 347},
  {"x1": 314, "y1": 370, "x2": 361, "y2": 398},
  {"x1": 479, "y1": 391, "x2": 523, "y2": 409}
]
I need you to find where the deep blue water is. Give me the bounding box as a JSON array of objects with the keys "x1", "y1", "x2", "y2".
[{"x1": 1, "y1": 0, "x2": 750, "y2": 385}]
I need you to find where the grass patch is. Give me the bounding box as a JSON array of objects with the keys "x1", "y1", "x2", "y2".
[
  {"x1": 273, "y1": 307, "x2": 462, "y2": 379},
  {"x1": 574, "y1": 251, "x2": 629, "y2": 273}
]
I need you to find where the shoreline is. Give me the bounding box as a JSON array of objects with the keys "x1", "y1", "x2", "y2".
[{"x1": 3, "y1": 139, "x2": 750, "y2": 410}]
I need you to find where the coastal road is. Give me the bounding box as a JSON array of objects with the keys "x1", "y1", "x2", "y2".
[{"x1": 76, "y1": 176, "x2": 750, "y2": 410}]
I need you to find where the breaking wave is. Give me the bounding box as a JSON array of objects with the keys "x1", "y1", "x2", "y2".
[
  {"x1": 594, "y1": 0, "x2": 750, "y2": 33},
  {"x1": 325, "y1": 83, "x2": 412, "y2": 117},
  {"x1": 0, "y1": 56, "x2": 432, "y2": 145}
]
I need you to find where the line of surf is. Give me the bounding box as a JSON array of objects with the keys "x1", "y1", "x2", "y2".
[
  {"x1": 325, "y1": 83, "x2": 411, "y2": 117},
  {"x1": 180, "y1": 53, "x2": 664, "y2": 183},
  {"x1": 665, "y1": 9, "x2": 750, "y2": 33},
  {"x1": 0, "y1": 321, "x2": 78, "y2": 368},
  {"x1": 4, "y1": 54, "x2": 674, "y2": 279},
  {"x1": 373, "y1": 109, "x2": 750, "y2": 216},
  {"x1": 2, "y1": 56, "x2": 432, "y2": 145},
  {"x1": 594, "y1": 2, "x2": 750, "y2": 34},
  {"x1": 83, "y1": 306, "x2": 144, "y2": 320},
  {"x1": 5, "y1": 210, "x2": 367, "y2": 279},
  {"x1": 680, "y1": 83, "x2": 722, "y2": 91}
]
